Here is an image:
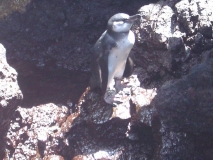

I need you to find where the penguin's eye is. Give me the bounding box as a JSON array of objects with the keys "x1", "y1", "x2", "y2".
[{"x1": 122, "y1": 18, "x2": 128, "y2": 22}]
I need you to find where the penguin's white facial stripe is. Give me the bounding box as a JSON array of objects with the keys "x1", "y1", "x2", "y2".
[
  {"x1": 113, "y1": 21, "x2": 124, "y2": 25},
  {"x1": 112, "y1": 22, "x2": 132, "y2": 33}
]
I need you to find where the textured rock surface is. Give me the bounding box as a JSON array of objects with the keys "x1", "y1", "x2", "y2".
[
  {"x1": 150, "y1": 51, "x2": 213, "y2": 159},
  {"x1": 132, "y1": 53, "x2": 213, "y2": 160},
  {"x1": 133, "y1": 0, "x2": 213, "y2": 87},
  {"x1": 0, "y1": 44, "x2": 23, "y2": 159},
  {"x1": 175, "y1": 0, "x2": 213, "y2": 37},
  {"x1": 3, "y1": 73, "x2": 156, "y2": 159},
  {"x1": 5, "y1": 103, "x2": 71, "y2": 159},
  {"x1": 78, "y1": 75, "x2": 156, "y2": 124},
  {"x1": 65, "y1": 117, "x2": 153, "y2": 159},
  {"x1": 134, "y1": 1, "x2": 176, "y2": 87},
  {"x1": 129, "y1": 0, "x2": 213, "y2": 159}
]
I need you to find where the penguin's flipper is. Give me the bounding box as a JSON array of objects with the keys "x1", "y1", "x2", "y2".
[
  {"x1": 123, "y1": 52, "x2": 135, "y2": 78},
  {"x1": 89, "y1": 57, "x2": 102, "y2": 94},
  {"x1": 90, "y1": 37, "x2": 103, "y2": 91},
  {"x1": 90, "y1": 31, "x2": 117, "y2": 94}
]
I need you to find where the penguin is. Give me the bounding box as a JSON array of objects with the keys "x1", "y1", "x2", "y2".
[{"x1": 90, "y1": 13, "x2": 140, "y2": 104}]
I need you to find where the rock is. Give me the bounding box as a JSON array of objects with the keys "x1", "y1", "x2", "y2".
[
  {"x1": 78, "y1": 75, "x2": 156, "y2": 123},
  {"x1": 0, "y1": 44, "x2": 23, "y2": 159},
  {"x1": 175, "y1": 0, "x2": 213, "y2": 53},
  {"x1": 43, "y1": 155, "x2": 64, "y2": 160},
  {"x1": 77, "y1": 87, "x2": 113, "y2": 124},
  {"x1": 175, "y1": 0, "x2": 213, "y2": 37},
  {"x1": 72, "y1": 150, "x2": 122, "y2": 160},
  {"x1": 66, "y1": 117, "x2": 153, "y2": 159},
  {"x1": 77, "y1": 74, "x2": 157, "y2": 149},
  {"x1": 133, "y1": 0, "x2": 213, "y2": 85},
  {"x1": 155, "y1": 50, "x2": 213, "y2": 133},
  {"x1": 137, "y1": 49, "x2": 213, "y2": 159},
  {"x1": 134, "y1": 1, "x2": 176, "y2": 86},
  {"x1": 137, "y1": 1, "x2": 175, "y2": 47},
  {"x1": 5, "y1": 103, "x2": 71, "y2": 159}
]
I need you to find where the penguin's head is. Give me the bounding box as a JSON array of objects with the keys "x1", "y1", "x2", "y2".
[{"x1": 107, "y1": 13, "x2": 140, "y2": 33}]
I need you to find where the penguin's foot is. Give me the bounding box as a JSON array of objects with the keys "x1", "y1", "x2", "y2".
[
  {"x1": 104, "y1": 89, "x2": 117, "y2": 104},
  {"x1": 115, "y1": 79, "x2": 128, "y2": 92}
]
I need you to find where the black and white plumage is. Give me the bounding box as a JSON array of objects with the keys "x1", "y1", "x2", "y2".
[{"x1": 90, "y1": 13, "x2": 140, "y2": 104}]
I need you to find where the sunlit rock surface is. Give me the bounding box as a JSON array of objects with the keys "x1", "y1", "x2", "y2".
[
  {"x1": 78, "y1": 75, "x2": 157, "y2": 123},
  {"x1": 0, "y1": 44, "x2": 23, "y2": 159},
  {"x1": 133, "y1": 0, "x2": 213, "y2": 86},
  {"x1": 175, "y1": 0, "x2": 213, "y2": 37},
  {"x1": 5, "y1": 103, "x2": 70, "y2": 159},
  {"x1": 72, "y1": 150, "x2": 123, "y2": 160}
]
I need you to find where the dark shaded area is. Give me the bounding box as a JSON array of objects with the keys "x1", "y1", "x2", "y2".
[
  {"x1": 8, "y1": 59, "x2": 89, "y2": 107},
  {"x1": 65, "y1": 118, "x2": 154, "y2": 159},
  {"x1": 148, "y1": 54, "x2": 213, "y2": 159},
  {"x1": 38, "y1": 140, "x2": 46, "y2": 158},
  {"x1": 0, "y1": 0, "x2": 159, "y2": 71}
]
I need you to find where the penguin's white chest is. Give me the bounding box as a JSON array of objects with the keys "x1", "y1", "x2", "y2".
[{"x1": 108, "y1": 31, "x2": 135, "y2": 79}]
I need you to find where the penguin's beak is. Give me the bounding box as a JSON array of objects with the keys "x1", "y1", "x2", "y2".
[{"x1": 125, "y1": 14, "x2": 140, "y2": 23}]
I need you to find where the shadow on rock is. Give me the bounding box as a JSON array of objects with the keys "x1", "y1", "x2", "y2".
[
  {"x1": 63, "y1": 74, "x2": 157, "y2": 159},
  {"x1": 77, "y1": 88, "x2": 113, "y2": 124},
  {"x1": 136, "y1": 49, "x2": 213, "y2": 160}
]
